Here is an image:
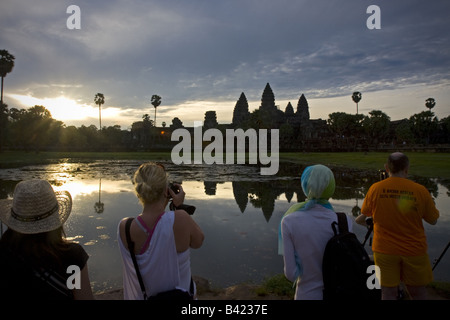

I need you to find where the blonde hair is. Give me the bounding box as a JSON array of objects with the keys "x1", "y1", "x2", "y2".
[{"x1": 132, "y1": 162, "x2": 168, "y2": 205}]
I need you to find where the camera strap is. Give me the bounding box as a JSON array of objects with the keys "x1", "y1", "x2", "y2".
[
  {"x1": 125, "y1": 217, "x2": 151, "y2": 299},
  {"x1": 124, "y1": 216, "x2": 194, "y2": 299}
]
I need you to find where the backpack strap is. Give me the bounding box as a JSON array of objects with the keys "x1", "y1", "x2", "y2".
[
  {"x1": 331, "y1": 212, "x2": 349, "y2": 235},
  {"x1": 336, "y1": 212, "x2": 349, "y2": 234}
]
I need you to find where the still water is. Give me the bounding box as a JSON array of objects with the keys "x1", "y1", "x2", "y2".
[{"x1": 0, "y1": 160, "x2": 449, "y2": 293}]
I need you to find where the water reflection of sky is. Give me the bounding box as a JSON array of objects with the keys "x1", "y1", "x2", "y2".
[
  {"x1": 48, "y1": 179, "x2": 450, "y2": 291},
  {"x1": 0, "y1": 162, "x2": 449, "y2": 293},
  {"x1": 55, "y1": 179, "x2": 292, "y2": 292}
]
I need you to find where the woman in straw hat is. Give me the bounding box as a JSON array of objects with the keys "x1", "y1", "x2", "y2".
[{"x1": 0, "y1": 179, "x2": 93, "y2": 300}]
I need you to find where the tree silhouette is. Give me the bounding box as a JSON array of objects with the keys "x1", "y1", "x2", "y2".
[
  {"x1": 0, "y1": 50, "x2": 14, "y2": 108},
  {"x1": 352, "y1": 91, "x2": 362, "y2": 114},
  {"x1": 409, "y1": 110, "x2": 438, "y2": 144},
  {"x1": 8, "y1": 105, "x2": 62, "y2": 151},
  {"x1": 425, "y1": 98, "x2": 436, "y2": 111},
  {"x1": 94, "y1": 93, "x2": 105, "y2": 130},
  {"x1": 94, "y1": 178, "x2": 104, "y2": 214},
  {"x1": 170, "y1": 117, "x2": 183, "y2": 129},
  {"x1": 0, "y1": 50, "x2": 15, "y2": 152},
  {"x1": 362, "y1": 110, "x2": 391, "y2": 148},
  {"x1": 151, "y1": 95, "x2": 161, "y2": 127}
]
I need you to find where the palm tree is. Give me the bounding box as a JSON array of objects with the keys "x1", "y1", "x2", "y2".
[
  {"x1": 352, "y1": 91, "x2": 362, "y2": 114},
  {"x1": 94, "y1": 178, "x2": 104, "y2": 214},
  {"x1": 0, "y1": 50, "x2": 15, "y2": 152},
  {"x1": 151, "y1": 95, "x2": 161, "y2": 126},
  {"x1": 0, "y1": 50, "x2": 15, "y2": 108},
  {"x1": 94, "y1": 93, "x2": 105, "y2": 130},
  {"x1": 425, "y1": 98, "x2": 436, "y2": 111}
]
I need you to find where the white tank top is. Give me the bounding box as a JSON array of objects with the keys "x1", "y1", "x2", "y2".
[{"x1": 117, "y1": 211, "x2": 193, "y2": 300}]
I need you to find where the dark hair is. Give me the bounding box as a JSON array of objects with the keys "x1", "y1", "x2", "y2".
[
  {"x1": 0, "y1": 227, "x2": 72, "y2": 269},
  {"x1": 386, "y1": 153, "x2": 409, "y2": 174}
]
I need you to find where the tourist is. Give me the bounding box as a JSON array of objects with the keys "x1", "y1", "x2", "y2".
[
  {"x1": 117, "y1": 162, "x2": 204, "y2": 300},
  {"x1": 356, "y1": 152, "x2": 439, "y2": 300},
  {"x1": 0, "y1": 179, "x2": 94, "y2": 300},
  {"x1": 279, "y1": 164, "x2": 352, "y2": 299}
]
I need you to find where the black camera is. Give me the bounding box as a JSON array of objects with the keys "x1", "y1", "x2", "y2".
[
  {"x1": 168, "y1": 182, "x2": 181, "y2": 196},
  {"x1": 168, "y1": 182, "x2": 196, "y2": 215},
  {"x1": 379, "y1": 169, "x2": 387, "y2": 181}
]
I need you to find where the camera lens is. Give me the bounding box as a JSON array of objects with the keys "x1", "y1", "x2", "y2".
[{"x1": 169, "y1": 182, "x2": 180, "y2": 195}]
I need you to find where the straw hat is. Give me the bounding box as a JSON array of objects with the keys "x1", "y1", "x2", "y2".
[{"x1": 0, "y1": 180, "x2": 72, "y2": 234}]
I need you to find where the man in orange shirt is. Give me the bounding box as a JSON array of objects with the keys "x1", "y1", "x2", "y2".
[{"x1": 356, "y1": 152, "x2": 439, "y2": 300}]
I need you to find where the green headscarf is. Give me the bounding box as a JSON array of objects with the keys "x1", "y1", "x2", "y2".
[{"x1": 278, "y1": 164, "x2": 336, "y2": 255}]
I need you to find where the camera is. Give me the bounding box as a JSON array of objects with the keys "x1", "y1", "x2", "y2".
[
  {"x1": 379, "y1": 169, "x2": 387, "y2": 181},
  {"x1": 168, "y1": 182, "x2": 196, "y2": 215},
  {"x1": 168, "y1": 182, "x2": 181, "y2": 196}
]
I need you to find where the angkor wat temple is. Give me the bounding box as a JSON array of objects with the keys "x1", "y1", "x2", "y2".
[
  {"x1": 159, "y1": 82, "x2": 450, "y2": 152},
  {"x1": 231, "y1": 83, "x2": 329, "y2": 148}
]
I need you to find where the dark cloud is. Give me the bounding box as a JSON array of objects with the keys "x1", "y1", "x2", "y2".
[{"x1": 1, "y1": 0, "x2": 449, "y2": 125}]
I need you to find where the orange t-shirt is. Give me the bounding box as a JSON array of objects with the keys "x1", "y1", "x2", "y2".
[{"x1": 361, "y1": 177, "x2": 439, "y2": 256}]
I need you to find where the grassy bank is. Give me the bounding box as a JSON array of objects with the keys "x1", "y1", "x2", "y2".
[
  {"x1": 95, "y1": 275, "x2": 450, "y2": 300},
  {"x1": 0, "y1": 151, "x2": 171, "y2": 168},
  {"x1": 280, "y1": 152, "x2": 450, "y2": 179},
  {"x1": 239, "y1": 274, "x2": 450, "y2": 300},
  {"x1": 0, "y1": 151, "x2": 449, "y2": 179}
]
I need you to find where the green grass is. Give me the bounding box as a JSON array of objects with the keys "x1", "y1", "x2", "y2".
[
  {"x1": 255, "y1": 274, "x2": 295, "y2": 298},
  {"x1": 280, "y1": 152, "x2": 450, "y2": 179},
  {"x1": 428, "y1": 281, "x2": 450, "y2": 299},
  {"x1": 0, "y1": 151, "x2": 171, "y2": 168},
  {"x1": 253, "y1": 274, "x2": 450, "y2": 300},
  {"x1": 1, "y1": 151, "x2": 449, "y2": 179}
]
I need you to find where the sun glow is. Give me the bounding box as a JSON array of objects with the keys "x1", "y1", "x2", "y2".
[
  {"x1": 52, "y1": 177, "x2": 133, "y2": 201},
  {"x1": 8, "y1": 94, "x2": 99, "y2": 120},
  {"x1": 7, "y1": 94, "x2": 131, "y2": 127}
]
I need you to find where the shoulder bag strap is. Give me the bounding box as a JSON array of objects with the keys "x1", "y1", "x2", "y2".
[{"x1": 125, "y1": 217, "x2": 148, "y2": 299}]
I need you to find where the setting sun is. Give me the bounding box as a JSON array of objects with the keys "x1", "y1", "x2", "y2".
[
  {"x1": 7, "y1": 94, "x2": 133, "y2": 127},
  {"x1": 8, "y1": 94, "x2": 98, "y2": 121}
]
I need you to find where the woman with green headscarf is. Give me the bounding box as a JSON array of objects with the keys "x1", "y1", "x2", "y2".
[{"x1": 279, "y1": 164, "x2": 352, "y2": 300}]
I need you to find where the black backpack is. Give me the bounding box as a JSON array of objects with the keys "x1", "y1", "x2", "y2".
[{"x1": 322, "y1": 212, "x2": 381, "y2": 300}]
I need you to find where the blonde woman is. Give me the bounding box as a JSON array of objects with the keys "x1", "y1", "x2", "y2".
[{"x1": 118, "y1": 162, "x2": 204, "y2": 300}]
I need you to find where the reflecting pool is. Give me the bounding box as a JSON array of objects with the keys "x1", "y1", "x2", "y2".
[{"x1": 0, "y1": 160, "x2": 448, "y2": 293}]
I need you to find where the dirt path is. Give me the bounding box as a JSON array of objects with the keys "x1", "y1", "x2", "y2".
[{"x1": 94, "y1": 276, "x2": 448, "y2": 300}]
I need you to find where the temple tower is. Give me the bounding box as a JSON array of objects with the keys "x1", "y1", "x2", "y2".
[
  {"x1": 259, "y1": 83, "x2": 279, "y2": 127},
  {"x1": 284, "y1": 102, "x2": 295, "y2": 126},
  {"x1": 232, "y1": 92, "x2": 250, "y2": 127},
  {"x1": 296, "y1": 94, "x2": 310, "y2": 123},
  {"x1": 260, "y1": 83, "x2": 277, "y2": 115},
  {"x1": 204, "y1": 110, "x2": 218, "y2": 129},
  {"x1": 296, "y1": 94, "x2": 312, "y2": 138}
]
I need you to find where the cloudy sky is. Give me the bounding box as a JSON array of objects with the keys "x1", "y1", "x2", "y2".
[{"x1": 1, "y1": 0, "x2": 449, "y2": 129}]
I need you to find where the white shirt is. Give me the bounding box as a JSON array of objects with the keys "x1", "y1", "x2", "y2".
[
  {"x1": 281, "y1": 204, "x2": 352, "y2": 300},
  {"x1": 118, "y1": 211, "x2": 193, "y2": 300}
]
